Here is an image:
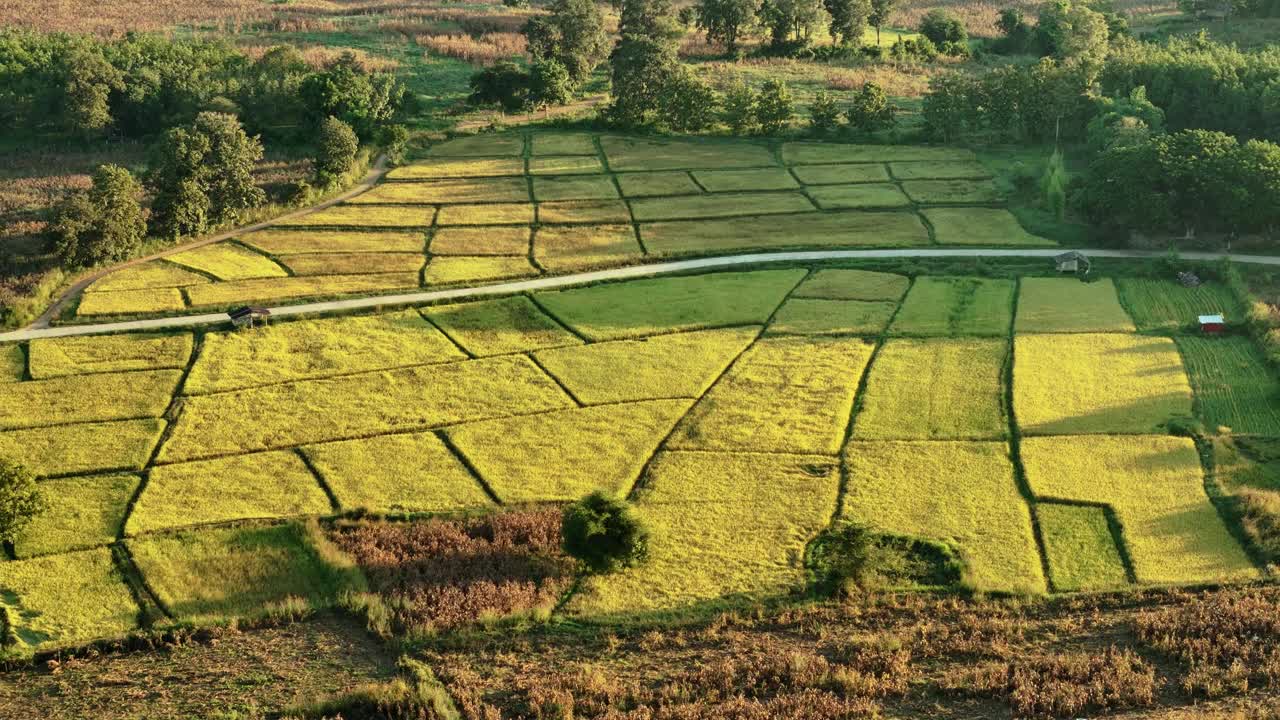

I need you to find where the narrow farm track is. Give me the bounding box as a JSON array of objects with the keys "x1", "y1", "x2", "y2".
[
  {"x1": 6, "y1": 246, "x2": 1280, "y2": 343},
  {"x1": 27, "y1": 155, "x2": 392, "y2": 330}
]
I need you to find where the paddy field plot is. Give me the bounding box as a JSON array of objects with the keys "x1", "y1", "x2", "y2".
[
  {"x1": 186, "y1": 310, "x2": 465, "y2": 394},
  {"x1": 1, "y1": 344, "x2": 22, "y2": 382},
  {"x1": 435, "y1": 203, "x2": 535, "y2": 226},
  {"x1": 423, "y1": 296, "x2": 583, "y2": 356},
  {"x1": 128, "y1": 523, "x2": 354, "y2": 622},
  {"x1": 533, "y1": 326, "x2": 759, "y2": 404},
  {"x1": 15, "y1": 474, "x2": 139, "y2": 558},
  {"x1": 841, "y1": 441, "x2": 1045, "y2": 594},
  {"x1": 1021, "y1": 435, "x2": 1257, "y2": 585},
  {"x1": 430, "y1": 226, "x2": 529, "y2": 256},
  {"x1": 890, "y1": 277, "x2": 1014, "y2": 336},
  {"x1": 534, "y1": 225, "x2": 644, "y2": 271},
  {"x1": 615, "y1": 171, "x2": 703, "y2": 197},
  {"x1": 0, "y1": 370, "x2": 179, "y2": 430},
  {"x1": 668, "y1": 336, "x2": 874, "y2": 455},
  {"x1": 1014, "y1": 333, "x2": 1193, "y2": 435},
  {"x1": 853, "y1": 338, "x2": 1007, "y2": 440},
  {"x1": 349, "y1": 177, "x2": 529, "y2": 205},
  {"x1": 537, "y1": 199, "x2": 632, "y2": 224},
  {"x1": 768, "y1": 298, "x2": 898, "y2": 335},
  {"x1": 1116, "y1": 278, "x2": 1243, "y2": 332},
  {"x1": 1176, "y1": 336, "x2": 1280, "y2": 435},
  {"x1": 924, "y1": 208, "x2": 1049, "y2": 246},
  {"x1": 303, "y1": 432, "x2": 492, "y2": 513},
  {"x1": 640, "y1": 211, "x2": 929, "y2": 255},
  {"x1": 1037, "y1": 503, "x2": 1131, "y2": 592},
  {"x1": 782, "y1": 143, "x2": 976, "y2": 164},
  {"x1": 158, "y1": 355, "x2": 573, "y2": 462},
  {"x1": 285, "y1": 204, "x2": 436, "y2": 228},
  {"x1": 1016, "y1": 278, "x2": 1136, "y2": 333},
  {"x1": 0, "y1": 548, "x2": 138, "y2": 650},
  {"x1": 184, "y1": 273, "x2": 420, "y2": 308},
  {"x1": 531, "y1": 133, "x2": 597, "y2": 156},
  {"x1": 529, "y1": 156, "x2": 605, "y2": 175},
  {"x1": 77, "y1": 287, "x2": 186, "y2": 316},
  {"x1": 902, "y1": 179, "x2": 1003, "y2": 204},
  {"x1": 890, "y1": 160, "x2": 992, "y2": 180},
  {"x1": 629, "y1": 192, "x2": 814, "y2": 222},
  {"x1": 447, "y1": 400, "x2": 692, "y2": 503},
  {"x1": 28, "y1": 333, "x2": 192, "y2": 379},
  {"x1": 792, "y1": 269, "x2": 909, "y2": 301},
  {"x1": 168, "y1": 244, "x2": 287, "y2": 280},
  {"x1": 385, "y1": 157, "x2": 525, "y2": 180},
  {"x1": 128, "y1": 451, "x2": 333, "y2": 534},
  {"x1": 0, "y1": 419, "x2": 165, "y2": 478},
  {"x1": 535, "y1": 269, "x2": 803, "y2": 341},
  {"x1": 790, "y1": 163, "x2": 891, "y2": 185},
  {"x1": 570, "y1": 451, "x2": 839, "y2": 614},
  {"x1": 691, "y1": 168, "x2": 799, "y2": 192},
  {"x1": 426, "y1": 133, "x2": 524, "y2": 157},
  {"x1": 85, "y1": 261, "x2": 209, "y2": 292},
  {"x1": 278, "y1": 252, "x2": 424, "y2": 276},
  {"x1": 807, "y1": 184, "x2": 911, "y2": 210},
  {"x1": 601, "y1": 136, "x2": 776, "y2": 171},
  {"x1": 240, "y1": 230, "x2": 425, "y2": 255},
  {"x1": 532, "y1": 175, "x2": 619, "y2": 201}
]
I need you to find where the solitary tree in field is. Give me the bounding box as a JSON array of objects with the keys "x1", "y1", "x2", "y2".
[
  {"x1": 868, "y1": 0, "x2": 897, "y2": 45},
  {"x1": 847, "y1": 81, "x2": 895, "y2": 132},
  {"x1": 49, "y1": 164, "x2": 146, "y2": 268},
  {"x1": 562, "y1": 492, "x2": 648, "y2": 574},
  {"x1": 607, "y1": 34, "x2": 680, "y2": 127},
  {"x1": 315, "y1": 116, "x2": 359, "y2": 185},
  {"x1": 0, "y1": 459, "x2": 43, "y2": 547}
]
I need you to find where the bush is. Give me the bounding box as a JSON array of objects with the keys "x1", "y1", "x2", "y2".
[
  {"x1": 529, "y1": 58, "x2": 575, "y2": 109},
  {"x1": 846, "y1": 82, "x2": 895, "y2": 132},
  {"x1": 918, "y1": 9, "x2": 967, "y2": 47},
  {"x1": 1041, "y1": 149, "x2": 1067, "y2": 221},
  {"x1": 48, "y1": 163, "x2": 146, "y2": 269},
  {"x1": 469, "y1": 61, "x2": 530, "y2": 112},
  {"x1": 722, "y1": 81, "x2": 758, "y2": 133},
  {"x1": 315, "y1": 116, "x2": 359, "y2": 185},
  {"x1": 561, "y1": 492, "x2": 649, "y2": 574},
  {"x1": 808, "y1": 522, "x2": 961, "y2": 594},
  {"x1": 809, "y1": 90, "x2": 842, "y2": 132},
  {"x1": 1237, "y1": 489, "x2": 1280, "y2": 565},
  {"x1": 380, "y1": 124, "x2": 410, "y2": 163},
  {"x1": 889, "y1": 36, "x2": 938, "y2": 62},
  {"x1": 662, "y1": 68, "x2": 720, "y2": 132},
  {"x1": 755, "y1": 79, "x2": 795, "y2": 134},
  {"x1": 0, "y1": 457, "x2": 44, "y2": 545}
]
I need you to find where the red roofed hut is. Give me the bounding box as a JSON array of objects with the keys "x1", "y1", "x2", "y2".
[{"x1": 1199, "y1": 314, "x2": 1226, "y2": 334}]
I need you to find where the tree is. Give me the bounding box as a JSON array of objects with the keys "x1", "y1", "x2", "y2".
[
  {"x1": 722, "y1": 81, "x2": 759, "y2": 133},
  {"x1": 922, "y1": 74, "x2": 972, "y2": 141},
  {"x1": 661, "y1": 68, "x2": 721, "y2": 131},
  {"x1": 299, "y1": 52, "x2": 405, "y2": 141},
  {"x1": 1230, "y1": 140, "x2": 1280, "y2": 235},
  {"x1": 696, "y1": 0, "x2": 759, "y2": 53},
  {"x1": 919, "y1": 9, "x2": 967, "y2": 46},
  {"x1": 0, "y1": 458, "x2": 43, "y2": 547},
  {"x1": 1037, "y1": 0, "x2": 1109, "y2": 67},
  {"x1": 524, "y1": 0, "x2": 610, "y2": 83},
  {"x1": 561, "y1": 492, "x2": 649, "y2": 574},
  {"x1": 469, "y1": 61, "x2": 531, "y2": 112},
  {"x1": 529, "y1": 59, "x2": 576, "y2": 108},
  {"x1": 1153, "y1": 129, "x2": 1240, "y2": 237},
  {"x1": 810, "y1": 90, "x2": 843, "y2": 132},
  {"x1": 1041, "y1": 149, "x2": 1068, "y2": 220},
  {"x1": 759, "y1": 0, "x2": 829, "y2": 49},
  {"x1": 56, "y1": 44, "x2": 124, "y2": 137},
  {"x1": 315, "y1": 116, "x2": 359, "y2": 184},
  {"x1": 149, "y1": 112, "x2": 266, "y2": 239},
  {"x1": 847, "y1": 81, "x2": 895, "y2": 132},
  {"x1": 620, "y1": 0, "x2": 681, "y2": 39},
  {"x1": 755, "y1": 79, "x2": 795, "y2": 133},
  {"x1": 606, "y1": 35, "x2": 679, "y2": 127},
  {"x1": 1087, "y1": 85, "x2": 1165, "y2": 152},
  {"x1": 239, "y1": 45, "x2": 312, "y2": 141},
  {"x1": 868, "y1": 0, "x2": 897, "y2": 45},
  {"x1": 825, "y1": 0, "x2": 873, "y2": 45},
  {"x1": 993, "y1": 7, "x2": 1035, "y2": 54},
  {"x1": 49, "y1": 164, "x2": 146, "y2": 268},
  {"x1": 1076, "y1": 141, "x2": 1170, "y2": 235}
]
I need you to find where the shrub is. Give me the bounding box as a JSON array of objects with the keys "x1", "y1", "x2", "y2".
[
  {"x1": 0, "y1": 457, "x2": 44, "y2": 545},
  {"x1": 846, "y1": 82, "x2": 895, "y2": 132},
  {"x1": 809, "y1": 90, "x2": 842, "y2": 132},
  {"x1": 380, "y1": 124, "x2": 410, "y2": 163},
  {"x1": 808, "y1": 522, "x2": 961, "y2": 594},
  {"x1": 941, "y1": 648, "x2": 1157, "y2": 716},
  {"x1": 561, "y1": 492, "x2": 649, "y2": 574},
  {"x1": 722, "y1": 81, "x2": 759, "y2": 133},
  {"x1": 529, "y1": 58, "x2": 575, "y2": 108},
  {"x1": 919, "y1": 9, "x2": 967, "y2": 47},
  {"x1": 315, "y1": 116, "x2": 359, "y2": 185},
  {"x1": 1238, "y1": 489, "x2": 1280, "y2": 565},
  {"x1": 468, "y1": 60, "x2": 530, "y2": 112},
  {"x1": 1041, "y1": 149, "x2": 1067, "y2": 220},
  {"x1": 889, "y1": 36, "x2": 938, "y2": 62},
  {"x1": 662, "y1": 68, "x2": 721, "y2": 132},
  {"x1": 755, "y1": 79, "x2": 795, "y2": 134}
]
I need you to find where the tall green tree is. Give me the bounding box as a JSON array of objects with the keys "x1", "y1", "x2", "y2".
[
  {"x1": 868, "y1": 0, "x2": 897, "y2": 45},
  {"x1": 239, "y1": 45, "x2": 312, "y2": 141},
  {"x1": 56, "y1": 43, "x2": 124, "y2": 137},
  {"x1": 299, "y1": 52, "x2": 405, "y2": 141},
  {"x1": 755, "y1": 79, "x2": 795, "y2": 133},
  {"x1": 315, "y1": 116, "x2": 359, "y2": 184},
  {"x1": 523, "y1": 0, "x2": 610, "y2": 83},
  {"x1": 529, "y1": 59, "x2": 576, "y2": 108},
  {"x1": 1037, "y1": 0, "x2": 1109, "y2": 68},
  {"x1": 661, "y1": 68, "x2": 720, "y2": 131},
  {"x1": 825, "y1": 0, "x2": 873, "y2": 45},
  {"x1": 0, "y1": 458, "x2": 43, "y2": 547},
  {"x1": 759, "y1": 0, "x2": 828, "y2": 48},
  {"x1": 49, "y1": 164, "x2": 146, "y2": 268},
  {"x1": 847, "y1": 81, "x2": 895, "y2": 131},
  {"x1": 696, "y1": 0, "x2": 759, "y2": 53},
  {"x1": 149, "y1": 112, "x2": 266, "y2": 239},
  {"x1": 606, "y1": 34, "x2": 679, "y2": 127},
  {"x1": 620, "y1": 0, "x2": 681, "y2": 39}
]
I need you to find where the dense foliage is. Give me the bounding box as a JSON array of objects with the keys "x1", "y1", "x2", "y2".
[
  {"x1": 0, "y1": 458, "x2": 43, "y2": 546},
  {"x1": 923, "y1": 59, "x2": 1091, "y2": 142},
  {"x1": 561, "y1": 492, "x2": 649, "y2": 574}
]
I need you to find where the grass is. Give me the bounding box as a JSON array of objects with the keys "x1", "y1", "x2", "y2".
[
  {"x1": 668, "y1": 336, "x2": 875, "y2": 454},
  {"x1": 924, "y1": 208, "x2": 1052, "y2": 246},
  {"x1": 86, "y1": 261, "x2": 209, "y2": 292},
  {"x1": 901, "y1": 179, "x2": 1003, "y2": 204},
  {"x1": 535, "y1": 269, "x2": 804, "y2": 341},
  {"x1": 158, "y1": 355, "x2": 573, "y2": 462},
  {"x1": 807, "y1": 184, "x2": 911, "y2": 209},
  {"x1": 1016, "y1": 278, "x2": 1137, "y2": 333},
  {"x1": 167, "y1": 244, "x2": 289, "y2": 281},
  {"x1": 841, "y1": 441, "x2": 1046, "y2": 595},
  {"x1": 530, "y1": 133, "x2": 597, "y2": 156},
  {"x1": 533, "y1": 224, "x2": 643, "y2": 271},
  {"x1": 691, "y1": 168, "x2": 799, "y2": 192},
  {"x1": 782, "y1": 144, "x2": 976, "y2": 164},
  {"x1": 640, "y1": 211, "x2": 930, "y2": 254},
  {"x1": 531, "y1": 175, "x2": 619, "y2": 201},
  {"x1": 1116, "y1": 279, "x2": 1244, "y2": 332},
  {"x1": 430, "y1": 226, "x2": 529, "y2": 255},
  {"x1": 569, "y1": 451, "x2": 839, "y2": 614},
  {"x1": 615, "y1": 171, "x2": 703, "y2": 197},
  {"x1": 528, "y1": 156, "x2": 604, "y2": 175},
  {"x1": 533, "y1": 326, "x2": 759, "y2": 404},
  {"x1": 792, "y1": 269, "x2": 910, "y2": 301},
  {"x1": 15, "y1": 474, "x2": 139, "y2": 558},
  {"x1": 385, "y1": 157, "x2": 525, "y2": 180},
  {"x1": 278, "y1": 252, "x2": 424, "y2": 276},
  {"x1": 427, "y1": 134, "x2": 524, "y2": 157},
  {"x1": 435, "y1": 203, "x2": 535, "y2": 226},
  {"x1": 853, "y1": 338, "x2": 1008, "y2": 440},
  {"x1": 890, "y1": 160, "x2": 992, "y2": 180},
  {"x1": 537, "y1": 199, "x2": 631, "y2": 224},
  {"x1": 629, "y1": 192, "x2": 814, "y2": 222},
  {"x1": 422, "y1": 296, "x2": 583, "y2": 356},
  {"x1": 285, "y1": 205, "x2": 436, "y2": 228},
  {"x1": 601, "y1": 136, "x2": 776, "y2": 171},
  {"x1": 1014, "y1": 333, "x2": 1194, "y2": 435},
  {"x1": 78, "y1": 288, "x2": 186, "y2": 316},
  {"x1": 128, "y1": 523, "x2": 356, "y2": 622},
  {"x1": 1, "y1": 343, "x2": 22, "y2": 382},
  {"x1": 790, "y1": 164, "x2": 891, "y2": 185},
  {"x1": 890, "y1": 277, "x2": 1014, "y2": 336},
  {"x1": 185, "y1": 273, "x2": 420, "y2": 307},
  {"x1": 350, "y1": 177, "x2": 529, "y2": 204},
  {"x1": 28, "y1": 333, "x2": 192, "y2": 379},
  {"x1": 240, "y1": 230, "x2": 426, "y2": 255},
  {"x1": 447, "y1": 399, "x2": 692, "y2": 503},
  {"x1": 0, "y1": 370, "x2": 180, "y2": 430},
  {"x1": 0, "y1": 548, "x2": 138, "y2": 650},
  {"x1": 0, "y1": 419, "x2": 165, "y2": 477},
  {"x1": 186, "y1": 310, "x2": 465, "y2": 395},
  {"x1": 1037, "y1": 503, "x2": 1131, "y2": 592},
  {"x1": 1177, "y1": 336, "x2": 1280, "y2": 435},
  {"x1": 128, "y1": 451, "x2": 333, "y2": 534},
  {"x1": 1021, "y1": 435, "x2": 1258, "y2": 585},
  {"x1": 768, "y1": 298, "x2": 898, "y2": 335},
  {"x1": 303, "y1": 432, "x2": 493, "y2": 513}
]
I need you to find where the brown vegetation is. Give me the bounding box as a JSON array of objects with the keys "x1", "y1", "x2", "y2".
[
  {"x1": 417, "y1": 33, "x2": 528, "y2": 65},
  {"x1": 940, "y1": 648, "x2": 1157, "y2": 717}
]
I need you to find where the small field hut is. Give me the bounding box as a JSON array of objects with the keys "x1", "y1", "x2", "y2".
[
  {"x1": 1199, "y1": 314, "x2": 1226, "y2": 334},
  {"x1": 229, "y1": 306, "x2": 271, "y2": 329},
  {"x1": 1054, "y1": 251, "x2": 1091, "y2": 274}
]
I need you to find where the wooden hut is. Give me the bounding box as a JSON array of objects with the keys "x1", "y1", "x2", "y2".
[
  {"x1": 1054, "y1": 251, "x2": 1091, "y2": 275},
  {"x1": 229, "y1": 306, "x2": 271, "y2": 329}
]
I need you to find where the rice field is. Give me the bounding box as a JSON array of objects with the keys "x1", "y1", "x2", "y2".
[
  {"x1": 791, "y1": 269, "x2": 910, "y2": 301},
  {"x1": 0, "y1": 419, "x2": 165, "y2": 477},
  {"x1": 640, "y1": 212, "x2": 930, "y2": 255},
  {"x1": 1037, "y1": 503, "x2": 1131, "y2": 592},
  {"x1": 28, "y1": 334, "x2": 192, "y2": 378},
  {"x1": 0, "y1": 370, "x2": 179, "y2": 430},
  {"x1": 790, "y1": 164, "x2": 891, "y2": 185},
  {"x1": 1177, "y1": 336, "x2": 1280, "y2": 435},
  {"x1": 86, "y1": 261, "x2": 209, "y2": 292},
  {"x1": 240, "y1": 230, "x2": 425, "y2": 255},
  {"x1": 615, "y1": 171, "x2": 703, "y2": 197},
  {"x1": 1016, "y1": 278, "x2": 1136, "y2": 333},
  {"x1": 0, "y1": 549, "x2": 139, "y2": 650},
  {"x1": 782, "y1": 143, "x2": 976, "y2": 164},
  {"x1": 348, "y1": 177, "x2": 529, "y2": 204},
  {"x1": 15, "y1": 474, "x2": 139, "y2": 558},
  {"x1": 630, "y1": 192, "x2": 815, "y2": 222},
  {"x1": 77, "y1": 287, "x2": 187, "y2": 316},
  {"x1": 1116, "y1": 278, "x2": 1244, "y2": 332},
  {"x1": 890, "y1": 277, "x2": 1014, "y2": 336},
  {"x1": 430, "y1": 226, "x2": 529, "y2": 256},
  {"x1": 691, "y1": 168, "x2": 799, "y2": 192},
  {"x1": 532, "y1": 175, "x2": 619, "y2": 201},
  {"x1": 924, "y1": 208, "x2": 1052, "y2": 246},
  {"x1": 277, "y1": 252, "x2": 424, "y2": 276},
  {"x1": 427, "y1": 255, "x2": 540, "y2": 284},
  {"x1": 167, "y1": 244, "x2": 289, "y2": 281},
  {"x1": 423, "y1": 296, "x2": 583, "y2": 356},
  {"x1": 768, "y1": 298, "x2": 898, "y2": 335},
  {"x1": 808, "y1": 183, "x2": 912, "y2": 209}
]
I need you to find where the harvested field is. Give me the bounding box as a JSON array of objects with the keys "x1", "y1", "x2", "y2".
[
  {"x1": 284, "y1": 205, "x2": 436, "y2": 228},
  {"x1": 537, "y1": 199, "x2": 632, "y2": 224},
  {"x1": 435, "y1": 203, "x2": 535, "y2": 226}
]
